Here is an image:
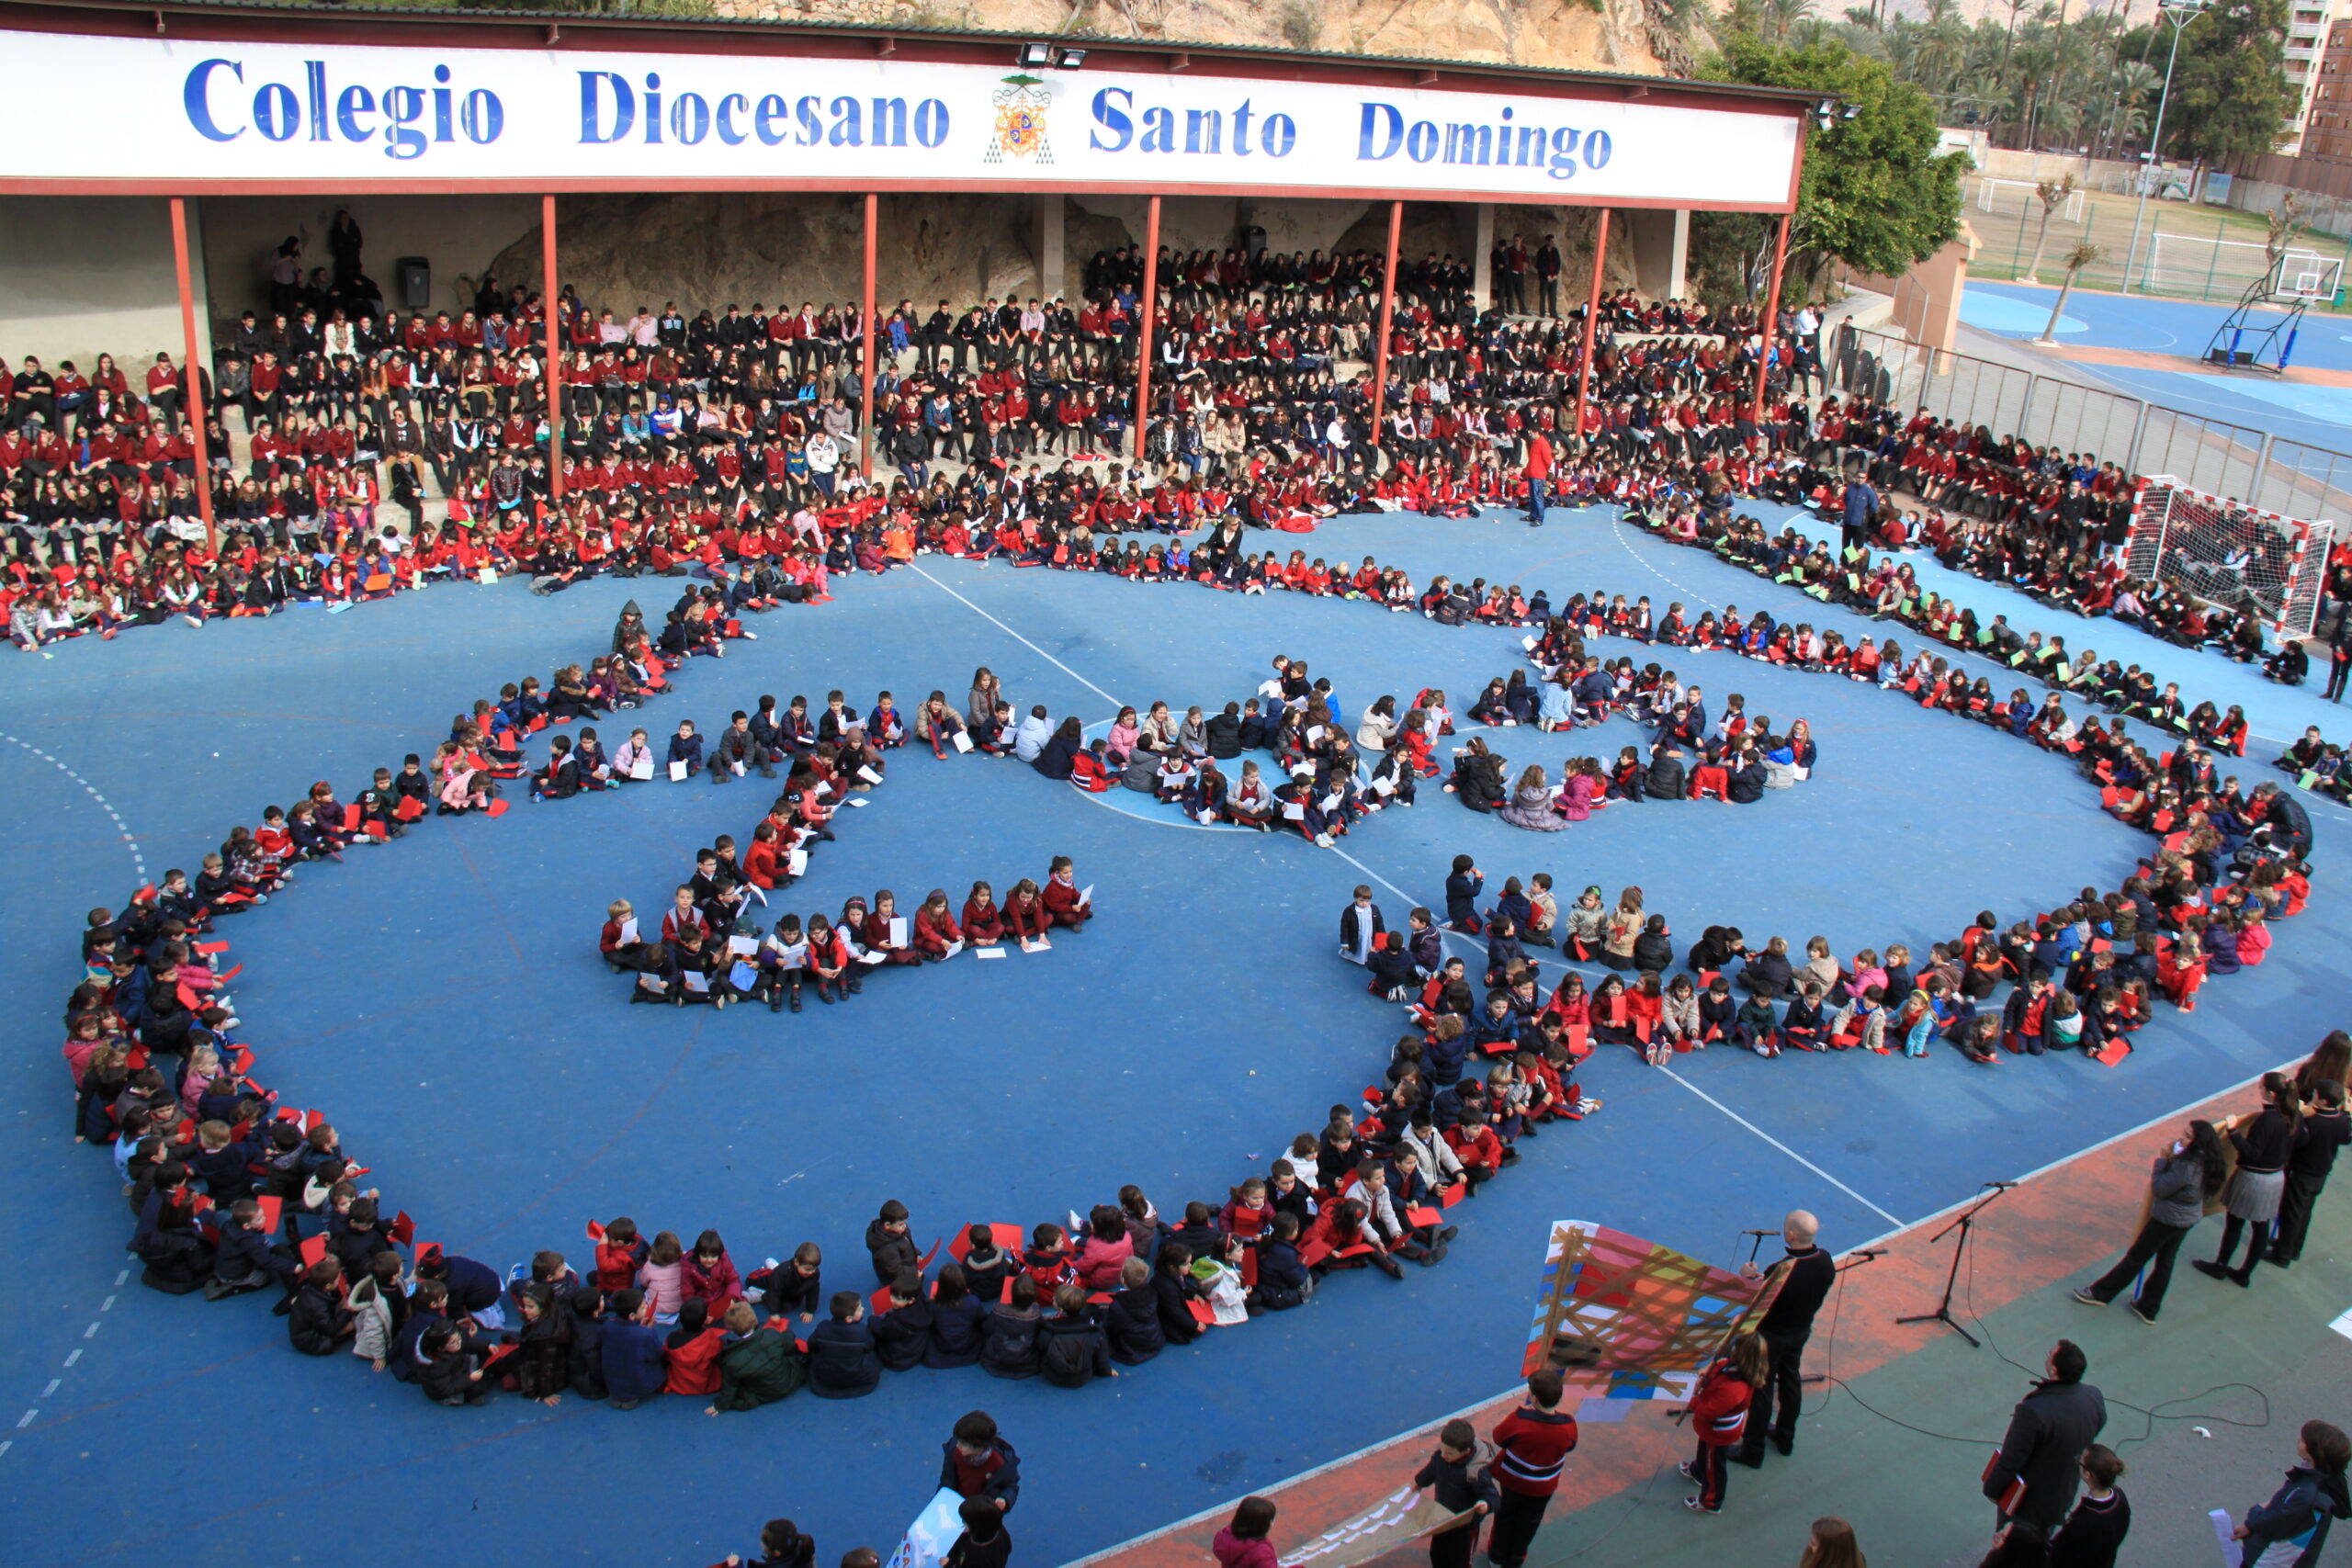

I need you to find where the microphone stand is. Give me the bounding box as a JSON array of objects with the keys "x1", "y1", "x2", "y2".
[
  {"x1": 1896, "y1": 1182, "x2": 2017, "y2": 1348},
  {"x1": 1797, "y1": 1247, "x2": 1885, "y2": 1385}
]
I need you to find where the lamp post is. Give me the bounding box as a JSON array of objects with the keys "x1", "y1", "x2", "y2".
[{"x1": 2120, "y1": 0, "x2": 2209, "y2": 295}]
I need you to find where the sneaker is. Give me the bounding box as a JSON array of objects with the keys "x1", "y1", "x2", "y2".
[
  {"x1": 2070, "y1": 1288, "x2": 2107, "y2": 1308},
  {"x1": 1677, "y1": 1461, "x2": 1698, "y2": 1481},
  {"x1": 1437, "y1": 1225, "x2": 1459, "y2": 1244},
  {"x1": 2192, "y1": 1259, "x2": 2232, "y2": 1282},
  {"x1": 2129, "y1": 1303, "x2": 2157, "y2": 1325},
  {"x1": 1682, "y1": 1497, "x2": 1719, "y2": 1515}
]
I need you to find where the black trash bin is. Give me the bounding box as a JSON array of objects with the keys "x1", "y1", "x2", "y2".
[{"x1": 395, "y1": 256, "x2": 430, "y2": 311}]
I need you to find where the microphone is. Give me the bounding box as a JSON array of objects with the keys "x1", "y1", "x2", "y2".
[
  {"x1": 1849, "y1": 1248, "x2": 1887, "y2": 1258},
  {"x1": 1983, "y1": 1180, "x2": 2020, "y2": 1190},
  {"x1": 1740, "y1": 1228, "x2": 1780, "y2": 1235}
]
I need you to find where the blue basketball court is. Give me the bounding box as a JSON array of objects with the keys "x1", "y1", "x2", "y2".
[{"x1": 3, "y1": 502, "x2": 2346, "y2": 1568}]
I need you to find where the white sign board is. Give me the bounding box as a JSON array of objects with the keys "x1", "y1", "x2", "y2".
[{"x1": 0, "y1": 29, "x2": 1799, "y2": 208}]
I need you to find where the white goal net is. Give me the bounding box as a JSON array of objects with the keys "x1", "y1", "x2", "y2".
[
  {"x1": 2124, "y1": 476, "x2": 2335, "y2": 636},
  {"x1": 2143, "y1": 232, "x2": 2338, "y2": 302}
]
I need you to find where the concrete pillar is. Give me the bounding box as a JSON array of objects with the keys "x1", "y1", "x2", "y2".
[
  {"x1": 1623, "y1": 209, "x2": 1691, "y2": 301},
  {"x1": 183, "y1": 197, "x2": 217, "y2": 376},
  {"x1": 1034, "y1": 192, "x2": 1067, "y2": 300},
  {"x1": 1473, "y1": 202, "x2": 1496, "y2": 310}
]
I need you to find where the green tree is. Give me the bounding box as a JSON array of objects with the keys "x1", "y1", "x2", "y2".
[
  {"x1": 1694, "y1": 38, "x2": 1968, "y2": 297},
  {"x1": 2163, "y1": 0, "x2": 2292, "y2": 170}
]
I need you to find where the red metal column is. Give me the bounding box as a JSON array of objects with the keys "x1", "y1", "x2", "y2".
[
  {"x1": 1573, "y1": 209, "x2": 1611, "y2": 449},
  {"x1": 1370, "y1": 199, "x2": 1402, "y2": 449},
  {"x1": 168, "y1": 197, "x2": 215, "y2": 553},
  {"x1": 1133, "y1": 195, "x2": 1161, "y2": 466},
  {"x1": 542, "y1": 194, "x2": 562, "y2": 501},
  {"x1": 861, "y1": 191, "x2": 877, "y2": 480},
  {"x1": 1755, "y1": 211, "x2": 1792, "y2": 432}
]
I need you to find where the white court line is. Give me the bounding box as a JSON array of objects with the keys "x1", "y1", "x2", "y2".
[
  {"x1": 913, "y1": 562, "x2": 1902, "y2": 1214},
  {"x1": 0, "y1": 730, "x2": 146, "y2": 880},
  {"x1": 909, "y1": 562, "x2": 1123, "y2": 706},
  {"x1": 1657, "y1": 1065, "x2": 1904, "y2": 1228}
]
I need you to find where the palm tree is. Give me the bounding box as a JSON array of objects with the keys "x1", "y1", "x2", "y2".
[
  {"x1": 2027, "y1": 175, "x2": 2078, "y2": 279},
  {"x1": 1763, "y1": 0, "x2": 1817, "y2": 42},
  {"x1": 2038, "y1": 242, "x2": 2101, "y2": 342}
]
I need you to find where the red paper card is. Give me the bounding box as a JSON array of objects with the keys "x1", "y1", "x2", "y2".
[
  {"x1": 1086, "y1": 1292, "x2": 1114, "y2": 1305},
  {"x1": 870, "y1": 1285, "x2": 895, "y2": 1315},
  {"x1": 299, "y1": 1234, "x2": 327, "y2": 1268},
  {"x1": 232, "y1": 1046, "x2": 255, "y2": 1075},
  {"x1": 1699, "y1": 970, "x2": 1721, "y2": 987},
  {"x1": 341, "y1": 804, "x2": 361, "y2": 832},
  {"x1": 175, "y1": 981, "x2": 202, "y2": 1010},
  {"x1": 585, "y1": 1219, "x2": 606, "y2": 1243},
  {"x1": 1298, "y1": 1238, "x2": 1333, "y2": 1268},
  {"x1": 2091, "y1": 1037, "x2": 2132, "y2": 1066},
  {"x1": 479, "y1": 1342, "x2": 521, "y2": 1373},
  {"x1": 1185, "y1": 1299, "x2": 1217, "y2": 1326},
  {"x1": 256, "y1": 1195, "x2": 284, "y2": 1235},
  {"x1": 389, "y1": 1210, "x2": 416, "y2": 1245},
  {"x1": 394, "y1": 796, "x2": 425, "y2": 822},
  {"x1": 194, "y1": 940, "x2": 230, "y2": 955},
  {"x1": 947, "y1": 1223, "x2": 1023, "y2": 1262},
  {"x1": 1335, "y1": 1243, "x2": 1379, "y2": 1258},
  {"x1": 1565, "y1": 1022, "x2": 1592, "y2": 1060},
  {"x1": 1441, "y1": 1184, "x2": 1464, "y2": 1208},
  {"x1": 485, "y1": 797, "x2": 511, "y2": 818},
  {"x1": 915, "y1": 1237, "x2": 944, "y2": 1271},
  {"x1": 1406, "y1": 1205, "x2": 1443, "y2": 1229}
]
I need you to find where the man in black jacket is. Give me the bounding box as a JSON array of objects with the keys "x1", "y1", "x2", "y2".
[
  {"x1": 1984, "y1": 1340, "x2": 2107, "y2": 1532},
  {"x1": 1736, "y1": 1210, "x2": 1838, "y2": 1468}
]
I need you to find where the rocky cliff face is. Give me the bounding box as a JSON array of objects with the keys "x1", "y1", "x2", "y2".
[{"x1": 709, "y1": 0, "x2": 1669, "y2": 75}]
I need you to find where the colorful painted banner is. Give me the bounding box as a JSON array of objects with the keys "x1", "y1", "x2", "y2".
[{"x1": 1521, "y1": 1219, "x2": 1779, "y2": 1400}]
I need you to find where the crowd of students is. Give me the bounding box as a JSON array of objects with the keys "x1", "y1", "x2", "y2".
[{"x1": 1, "y1": 235, "x2": 1826, "y2": 650}]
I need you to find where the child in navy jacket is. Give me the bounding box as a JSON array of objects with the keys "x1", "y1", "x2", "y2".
[{"x1": 1445, "y1": 856, "x2": 1485, "y2": 934}]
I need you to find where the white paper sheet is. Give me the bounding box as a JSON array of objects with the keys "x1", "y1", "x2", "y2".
[
  {"x1": 942, "y1": 939, "x2": 965, "y2": 960},
  {"x1": 843, "y1": 797, "x2": 869, "y2": 808},
  {"x1": 951, "y1": 729, "x2": 973, "y2": 753},
  {"x1": 682, "y1": 970, "x2": 710, "y2": 993},
  {"x1": 859, "y1": 952, "x2": 887, "y2": 965},
  {"x1": 668, "y1": 760, "x2": 689, "y2": 782},
  {"x1": 728, "y1": 934, "x2": 758, "y2": 956},
  {"x1": 857, "y1": 764, "x2": 883, "y2": 784},
  {"x1": 975, "y1": 947, "x2": 1006, "y2": 960},
  {"x1": 888, "y1": 916, "x2": 910, "y2": 947},
  {"x1": 1283, "y1": 801, "x2": 1307, "y2": 820},
  {"x1": 627, "y1": 755, "x2": 654, "y2": 781},
  {"x1": 617, "y1": 917, "x2": 639, "y2": 946},
  {"x1": 1078, "y1": 884, "x2": 1092, "y2": 907},
  {"x1": 787, "y1": 848, "x2": 809, "y2": 875}
]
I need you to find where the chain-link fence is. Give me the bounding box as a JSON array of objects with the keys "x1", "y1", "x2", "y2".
[{"x1": 1829, "y1": 323, "x2": 2352, "y2": 525}]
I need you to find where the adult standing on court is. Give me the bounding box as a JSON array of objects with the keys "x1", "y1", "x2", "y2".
[
  {"x1": 2272, "y1": 1077, "x2": 2350, "y2": 1268},
  {"x1": 1484, "y1": 1369, "x2": 1578, "y2": 1568},
  {"x1": 1983, "y1": 1340, "x2": 2106, "y2": 1536},
  {"x1": 2326, "y1": 612, "x2": 2352, "y2": 702},
  {"x1": 1838, "y1": 468, "x2": 1879, "y2": 556},
  {"x1": 1735, "y1": 1210, "x2": 1836, "y2": 1470},
  {"x1": 2197, "y1": 1071, "x2": 2300, "y2": 1289},
  {"x1": 1524, "y1": 430, "x2": 1554, "y2": 529},
  {"x1": 2071, "y1": 1120, "x2": 2223, "y2": 1322}
]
